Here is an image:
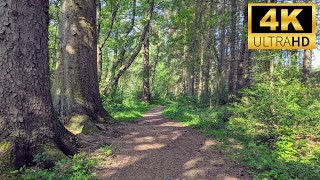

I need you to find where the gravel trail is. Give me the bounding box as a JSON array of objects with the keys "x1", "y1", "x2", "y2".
[{"x1": 93, "y1": 106, "x2": 251, "y2": 180}]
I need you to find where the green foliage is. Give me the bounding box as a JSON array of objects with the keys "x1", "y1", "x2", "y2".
[
  {"x1": 232, "y1": 66, "x2": 320, "y2": 139},
  {"x1": 11, "y1": 153, "x2": 97, "y2": 180},
  {"x1": 163, "y1": 68, "x2": 320, "y2": 179},
  {"x1": 98, "y1": 144, "x2": 113, "y2": 157},
  {"x1": 32, "y1": 152, "x2": 53, "y2": 169},
  {"x1": 103, "y1": 97, "x2": 154, "y2": 122},
  {"x1": 162, "y1": 103, "x2": 228, "y2": 140},
  {"x1": 226, "y1": 66, "x2": 320, "y2": 179},
  {"x1": 48, "y1": 0, "x2": 59, "y2": 77}
]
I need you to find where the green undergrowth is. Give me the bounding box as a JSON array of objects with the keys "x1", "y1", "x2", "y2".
[
  {"x1": 103, "y1": 98, "x2": 157, "y2": 123},
  {"x1": 10, "y1": 152, "x2": 98, "y2": 180},
  {"x1": 97, "y1": 143, "x2": 113, "y2": 157},
  {"x1": 9, "y1": 143, "x2": 114, "y2": 180},
  {"x1": 163, "y1": 102, "x2": 320, "y2": 179}
]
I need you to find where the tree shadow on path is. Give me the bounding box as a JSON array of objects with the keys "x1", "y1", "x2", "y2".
[{"x1": 94, "y1": 106, "x2": 252, "y2": 180}]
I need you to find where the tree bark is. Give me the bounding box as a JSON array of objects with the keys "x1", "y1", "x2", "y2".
[
  {"x1": 236, "y1": 1, "x2": 250, "y2": 93},
  {"x1": 201, "y1": 30, "x2": 212, "y2": 104},
  {"x1": 182, "y1": 19, "x2": 189, "y2": 95},
  {"x1": 112, "y1": 24, "x2": 150, "y2": 91},
  {"x1": 199, "y1": 0, "x2": 212, "y2": 104},
  {"x1": 187, "y1": 46, "x2": 195, "y2": 97},
  {"x1": 303, "y1": 50, "x2": 311, "y2": 82},
  {"x1": 112, "y1": 0, "x2": 154, "y2": 93},
  {"x1": 142, "y1": 29, "x2": 151, "y2": 103},
  {"x1": 217, "y1": 0, "x2": 227, "y2": 104},
  {"x1": 0, "y1": 0, "x2": 75, "y2": 171},
  {"x1": 302, "y1": 0, "x2": 312, "y2": 82},
  {"x1": 228, "y1": 0, "x2": 237, "y2": 100},
  {"x1": 53, "y1": 0, "x2": 112, "y2": 133},
  {"x1": 96, "y1": 0, "x2": 102, "y2": 81},
  {"x1": 198, "y1": 33, "x2": 204, "y2": 102},
  {"x1": 186, "y1": 1, "x2": 201, "y2": 98}
]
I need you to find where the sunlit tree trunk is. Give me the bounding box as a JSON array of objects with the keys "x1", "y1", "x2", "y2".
[
  {"x1": 302, "y1": 0, "x2": 312, "y2": 82},
  {"x1": 303, "y1": 50, "x2": 311, "y2": 82},
  {"x1": 97, "y1": 0, "x2": 102, "y2": 81},
  {"x1": 53, "y1": 0, "x2": 112, "y2": 133},
  {"x1": 198, "y1": 34, "x2": 204, "y2": 102}
]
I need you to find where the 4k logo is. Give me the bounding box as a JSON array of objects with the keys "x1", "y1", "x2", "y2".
[{"x1": 248, "y1": 3, "x2": 316, "y2": 50}]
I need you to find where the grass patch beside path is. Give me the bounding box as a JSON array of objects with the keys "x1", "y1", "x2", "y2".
[
  {"x1": 104, "y1": 98, "x2": 156, "y2": 123},
  {"x1": 162, "y1": 102, "x2": 320, "y2": 180}
]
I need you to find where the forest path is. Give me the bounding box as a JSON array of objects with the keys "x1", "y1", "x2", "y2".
[{"x1": 91, "y1": 106, "x2": 251, "y2": 180}]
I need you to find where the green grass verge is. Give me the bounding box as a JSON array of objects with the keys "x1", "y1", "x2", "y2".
[
  {"x1": 104, "y1": 98, "x2": 155, "y2": 123},
  {"x1": 162, "y1": 102, "x2": 320, "y2": 180}
]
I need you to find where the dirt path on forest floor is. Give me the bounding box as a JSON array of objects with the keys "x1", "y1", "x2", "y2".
[{"x1": 82, "y1": 106, "x2": 252, "y2": 180}]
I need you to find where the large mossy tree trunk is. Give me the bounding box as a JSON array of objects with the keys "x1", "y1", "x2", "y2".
[
  {"x1": 53, "y1": 0, "x2": 112, "y2": 134},
  {"x1": 0, "y1": 0, "x2": 75, "y2": 172}
]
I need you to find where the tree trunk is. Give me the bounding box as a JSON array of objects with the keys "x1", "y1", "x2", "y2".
[
  {"x1": 228, "y1": 0, "x2": 237, "y2": 100},
  {"x1": 201, "y1": 30, "x2": 212, "y2": 104},
  {"x1": 96, "y1": 0, "x2": 102, "y2": 81},
  {"x1": 98, "y1": 1, "x2": 119, "y2": 83},
  {"x1": 186, "y1": 1, "x2": 201, "y2": 98},
  {"x1": 236, "y1": 1, "x2": 250, "y2": 93},
  {"x1": 112, "y1": 0, "x2": 154, "y2": 93},
  {"x1": 53, "y1": 0, "x2": 112, "y2": 134},
  {"x1": 142, "y1": 29, "x2": 151, "y2": 103},
  {"x1": 151, "y1": 42, "x2": 161, "y2": 84},
  {"x1": 244, "y1": 51, "x2": 253, "y2": 88},
  {"x1": 200, "y1": 1, "x2": 212, "y2": 104},
  {"x1": 187, "y1": 47, "x2": 195, "y2": 97},
  {"x1": 217, "y1": 0, "x2": 226, "y2": 104},
  {"x1": 183, "y1": 21, "x2": 189, "y2": 95},
  {"x1": 112, "y1": 24, "x2": 149, "y2": 92},
  {"x1": 303, "y1": 50, "x2": 311, "y2": 82},
  {"x1": 0, "y1": 0, "x2": 75, "y2": 171},
  {"x1": 301, "y1": 0, "x2": 312, "y2": 82},
  {"x1": 97, "y1": 45, "x2": 103, "y2": 82}
]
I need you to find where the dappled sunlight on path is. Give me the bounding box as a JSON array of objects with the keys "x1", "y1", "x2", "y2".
[{"x1": 94, "y1": 106, "x2": 251, "y2": 180}]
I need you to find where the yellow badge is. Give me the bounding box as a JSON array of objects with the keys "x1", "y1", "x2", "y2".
[{"x1": 248, "y1": 3, "x2": 316, "y2": 50}]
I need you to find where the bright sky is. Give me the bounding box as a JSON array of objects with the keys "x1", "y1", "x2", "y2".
[{"x1": 313, "y1": 49, "x2": 320, "y2": 68}]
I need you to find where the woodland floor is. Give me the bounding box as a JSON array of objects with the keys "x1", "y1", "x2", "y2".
[{"x1": 81, "y1": 106, "x2": 252, "y2": 180}]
